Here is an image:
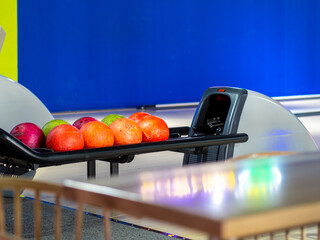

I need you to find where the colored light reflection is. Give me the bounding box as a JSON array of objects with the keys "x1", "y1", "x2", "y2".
[
  {"x1": 236, "y1": 165, "x2": 282, "y2": 205},
  {"x1": 139, "y1": 163, "x2": 282, "y2": 208},
  {"x1": 139, "y1": 171, "x2": 236, "y2": 204},
  {"x1": 171, "y1": 176, "x2": 191, "y2": 197}
]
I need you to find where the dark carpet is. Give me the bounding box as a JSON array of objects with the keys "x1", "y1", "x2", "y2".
[{"x1": 4, "y1": 197, "x2": 186, "y2": 240}]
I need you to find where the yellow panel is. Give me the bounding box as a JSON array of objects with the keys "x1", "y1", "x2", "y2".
[{"x1": 0, "y1": 0, "x2": 18, "y2": 81}]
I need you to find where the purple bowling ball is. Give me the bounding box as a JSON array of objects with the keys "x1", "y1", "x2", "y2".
[{"x1": 72, "y1": 117, "x2": 97, "y2": 130}]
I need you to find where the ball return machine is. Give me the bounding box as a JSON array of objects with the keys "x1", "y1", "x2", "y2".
[{"x1": 0, "y1": 75, "x2": 317, "y2": 179}]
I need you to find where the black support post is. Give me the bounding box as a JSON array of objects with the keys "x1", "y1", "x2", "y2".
[
  {"x1": 87, "y1": 160, "x2": 96, "y2": 178},
  {"x1": 110, "y1": 162, "x2": 119, "y2": 176}
]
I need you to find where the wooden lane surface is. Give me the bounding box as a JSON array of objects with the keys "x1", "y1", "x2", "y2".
[{"x1": 63, "y1": 151, "x2": 320, "y2": 239}]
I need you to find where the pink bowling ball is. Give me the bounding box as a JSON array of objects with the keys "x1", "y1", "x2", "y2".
[{"x1": 10, "y1": 122, "x2": 46, "y2": 148}]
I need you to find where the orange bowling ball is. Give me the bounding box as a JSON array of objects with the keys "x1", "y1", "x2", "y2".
[
  {"x1": 128, "y1": 112, "x2": 151, "y2": 124},
  {"x1": 110, "y1": 118, "x2": 142, "y2": 145},
  {"x1": 138, "y1": 116, "x2": 169, "y2": 142},
  {"x1": 80, "y1": 121, "x2": 114, "y2": 148}
]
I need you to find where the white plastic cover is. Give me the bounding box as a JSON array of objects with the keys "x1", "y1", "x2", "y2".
[
  {"x1": 233, "y1": 90, "x2": 319, "y2": 157},
  {"x1": 0, "y1": 75, "x2": 53, "y2": 132}
]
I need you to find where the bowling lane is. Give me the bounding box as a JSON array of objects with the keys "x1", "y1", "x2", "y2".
[
  {"x1": 52, "y1": 106, "x2": 196, "y2": 128},
  {"x1": 275, "y1": 95, "x2": 320, "y2": 114},
  {"x1": 276, "y1": 95, "x2": 320, "y2": 148},
  {"x1": 296, "y1": 115, "x2": 320, "y2": 148}
]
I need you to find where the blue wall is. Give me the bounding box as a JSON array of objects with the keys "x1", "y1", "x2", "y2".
[{"x1": 18, "y1": 0, "x2": 320, "y2": 112}]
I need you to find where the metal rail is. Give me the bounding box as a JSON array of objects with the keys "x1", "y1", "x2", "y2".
[{"x1": 0, "y1": 128, "x2": 248, "y2": 178}]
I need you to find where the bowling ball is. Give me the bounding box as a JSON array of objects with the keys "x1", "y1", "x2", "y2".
[
  {"x1": 101, "y1": 114, "x2": 125, "y2": 126},
  {"x1": 138, "y1": 116, "x2": 169, "y2": 142},
  {"x1": 10, "y1": 122, "x2": 45, "y2": 148},
  {"x1": 73, "y1": 116, "x2": 97, "y2": 129},
  {"x1": 80, "y1": 121, "x2": 114, "y2": 148},
  {"x1": 129, "y1": 112, "x2": 151, "y2": 124},
  {"x1": 46, "y1": 124, "x2": 84, "y2": 152},
  {"x1": 42, "y1": 119, "x2": 70, "y2": 137},
  {"x1": 110, "y1": 118, "x2": 142, "y2": 145}
]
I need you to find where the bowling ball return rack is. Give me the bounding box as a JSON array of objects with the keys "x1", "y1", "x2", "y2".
[
  {"x1": 0, "y1": 127, "x2": 248, "y2": 179},
  {"x1": 0, "y1": 76, "x2": 317, "y2": 179}
]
